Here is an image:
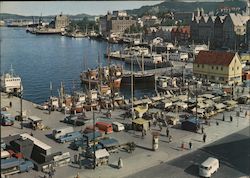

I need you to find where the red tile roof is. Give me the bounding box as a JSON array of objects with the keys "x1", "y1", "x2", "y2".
[{"x1": 194, "y1": 51, "x2": 236, "y2": 66}]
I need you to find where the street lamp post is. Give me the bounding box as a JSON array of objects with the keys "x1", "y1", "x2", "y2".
[
  {"x1": 195, "y1": 82, "x2": 198, "y2": 130},
  {"x1": 20, "y1": 88, "x2": 23, "y2": 129},
  {"x1": 92, "y1": 111, "x2": 96, "y2": 169}
]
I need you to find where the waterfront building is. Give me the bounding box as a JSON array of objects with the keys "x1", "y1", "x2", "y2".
[
  {"x1": 191, "y1": 14, "x2": 226, "y2": 46},
  {"x1": 191, "y1": 12, "x2": 249, "y2": 49},
  {"x1": 222, "y1": 13, "x2": 249, "y2": 49},
  {"x1": 54, "y1": 14, "x2": 70, "y2": 30},
  {"x1": 213, "y1": 16, "x2": 226, "y2": 48},
  {"x1": 193, "y1": 51, "x2": 242, "y2": 85},
  {"x1": 171, "y1": 26, "x2": 190, "y2": 41},
  {"x1": 99, "y1": 11, "x2": 136, "y2": 37}
]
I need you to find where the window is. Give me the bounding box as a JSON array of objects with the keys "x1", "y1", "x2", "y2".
[
  {"x1": 232, "y1": 67, "x2": 234, "y2": 70},
  {"x1": 237, "y1": 67, "x2": 239, "y2": 70},
  {"x1": 216, "y1": 66, "x2": 218, "y2": 70},
  {"x1": 212, "y1": 66, "x2": 214, "y2": 69},
  {"x1": 221, "y1": 67, "x2": 223, "y2": 71},
  {"x1": 202, "y1": 64, "x2": 204, "y2": 68},
  {"x1": 197, "y1": 64, "x2": 200, "y2": 67}
]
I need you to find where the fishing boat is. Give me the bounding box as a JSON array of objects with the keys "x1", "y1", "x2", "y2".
[
  {"x1": 121, "y1": 55, "x2": 155, "y2": 86},
  {"x1": 0, "y1": 65, "x2": 23, "y2": 94},
  {"x1": 80, "y1": 65, "x2": 123, "y2": 90},
  {"x1": 121, "y1": 72, "x2": 155, "y2": 85}
]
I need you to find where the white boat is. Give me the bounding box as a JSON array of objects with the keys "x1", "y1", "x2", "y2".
[{"x1": 0, "y1": 66, "x2": 23, "y2": 94}]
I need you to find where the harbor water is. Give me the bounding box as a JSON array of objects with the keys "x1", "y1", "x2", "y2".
[{"x1": 1, "y1": 27, "x2": 154, "y2": 104}]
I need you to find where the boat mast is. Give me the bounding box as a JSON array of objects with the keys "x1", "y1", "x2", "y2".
[
  {"x1": 98, "y1": 52, "x2": 102, "y2": 94},
  {"x1": 131, "y1": 45, "x2": 134, "y2": 120},
  {"x1": 50, "y1": 81, "x2": 53, "y2": 97},
  {"x1": 10, "y1": 64, "x2": 14, "y2": 76}
]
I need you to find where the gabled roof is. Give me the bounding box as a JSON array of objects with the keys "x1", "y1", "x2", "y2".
[
  {"x1": 228, "y1": 13, "x2": 250, "y2": 26},
  {"x1": 194, "y1": 51, "x2": 236, "y2": 66}
]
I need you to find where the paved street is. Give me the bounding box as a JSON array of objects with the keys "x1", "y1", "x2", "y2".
[
  {"x1": 1, "y1": 92, "x2": 249, "y2": 178},
  {"x1": 126, "y1": 126, "x2": 250, "y2": 178}
]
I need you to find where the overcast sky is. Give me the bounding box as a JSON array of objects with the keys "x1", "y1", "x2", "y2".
[{"x1": 0, "y1": 1, "x2": 164, "y2": 16}]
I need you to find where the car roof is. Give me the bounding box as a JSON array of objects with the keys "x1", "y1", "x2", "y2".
[{"x1": 201, "y1": 157, "x2": 218, "y2": 167}]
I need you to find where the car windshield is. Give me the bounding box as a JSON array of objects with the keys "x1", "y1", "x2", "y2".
[{"x1": 200, "y1": 165, "x2": 209, "y2": 170}]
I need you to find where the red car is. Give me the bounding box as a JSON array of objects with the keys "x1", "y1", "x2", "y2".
[{"x1": 7, "y1": 149, "x2": 24, "y2": 159}]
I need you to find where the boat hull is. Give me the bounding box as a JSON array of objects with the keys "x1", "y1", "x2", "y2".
[{"x1": 121, "y1": 73, "x2": 155, "y2": 85}]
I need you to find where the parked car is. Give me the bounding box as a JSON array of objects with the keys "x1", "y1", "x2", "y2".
[
  {"x1": 57, "y1": 131, "x2": 83, "y2": 143},
  {"x1": 1, "y1": 139, "x2": 6, "y2": 150},
  {"x1": 63, "y1": 115, "x2": 85, "y2": 126},
  {"x1": 112, "y1": 122, "x2": 125, "y2": 132},
  {"x1": 1, "y1": 112, "x2": 14, "y2": 126},
  {"x1": 1, "y1": 158, "x2": 34, "y2": 176},
  {"x1": 52, "y1": 126, "x2": 74, "y2": 140},
  {"x1": 199, "y1": 157, "x2": 219, "y2": 178},
  {"x1": 70, "y1": 131, "x2": 102, "y2": 150},
  {"x1": 96, "y1": 122, "x2": 113, "y2": 134}
]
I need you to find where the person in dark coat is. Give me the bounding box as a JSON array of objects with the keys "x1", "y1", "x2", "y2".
[
  {"x1": 203, "y1": 133, "x2": 207, "y2": 143},
  {"x1": 166, "y1": 128, "x2": 169, "y2": 137},
  {"x1": 230, "y1": 115, "x2": 233, "y2": 122},
  {"x1": 189, "y1": 141, "x2": 192, "y2": 150}
]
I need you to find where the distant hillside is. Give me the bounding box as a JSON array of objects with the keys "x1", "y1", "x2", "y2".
[
  {"x1": 0, "y1": 13, "x2": 94, "y2": 21},
  {"x1": 127, "y1": 0, "x2": 247, "y2": 16}
]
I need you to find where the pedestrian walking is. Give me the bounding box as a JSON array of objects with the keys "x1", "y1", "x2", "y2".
[
  {"x1": 203, "y1": 133, "x2": 207, "y2": 143},
  {"x1": 222, "y1": 113, "x2": 225, "y2": 121},
  {"x1": 201, "y1": 126, "x2": 204, "y2": 134},
  {"x1": 230, "y1": 115, "x2": 233, "y2": 122},
  {"x1": 166, "y1": 128, "x2": 169, "y2": 137},
  {"x1": 216, "y1": 121, "x2": 219, "y2": 126},
  {"x1": 9, "y1": 101, "x2": 12, "y2": 108},
  {"x1": 30, "y1": 132, "x2": 33, "y2": 136},
  {"x1": 189, "y1": 141, "x2": 192, "y2": 150}
]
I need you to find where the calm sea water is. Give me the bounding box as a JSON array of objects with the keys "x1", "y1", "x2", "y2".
[{"x1": 1, "y1": 27, "x2": 154, "y2": 104}]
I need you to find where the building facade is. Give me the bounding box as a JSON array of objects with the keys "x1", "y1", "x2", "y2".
[
  {"x1": 99, "y1": 11, "x2": 136, "y2": 37},
  {"x1": 54, "y1": 14, "x2": 70, "y2": 29},
  {"x1": 191, "y1": 13, "x2": 249, "y2": 49},
  {"x1": 247, "y1": 20, "x2": 250, "y2": 51},
  {"x1": 171, "y1": 26, "x2": 190, "y2": 41},
  {"x1": 222, "y1": 13, "x2": 249, "y2": 49},
  {"x1": 193, "y1": 51, "x2": 242, "y2": 85}
]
